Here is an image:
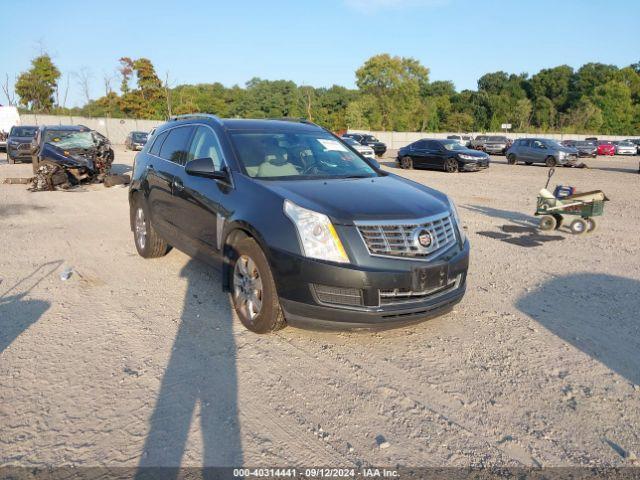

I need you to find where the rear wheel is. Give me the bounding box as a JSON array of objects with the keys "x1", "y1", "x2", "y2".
[
  {"x1": 444, "y1": 158, "x2": 459, "y2": 173},
  {"x1": 400, "y1": 156, "x2": 413, "y2": 170},
  {"x1": 229, "y1": 236, "x2": 286, "y2": 334},
  {"x1": 552, "y1": 214, "x2": 563, "y2": 229},
  {"x1": 569, "y1": 218, "x2": 588, "y2": 235},
  {"x1": 538, "y1": 215, "x2": 557, "y2": 231},
  {"x1": 585, "y1": 218, "x2": 597, "y2": 233},
  {"x1": 507, "y1": 153, "x2": 517, "y2": 165},
  {"x1": 132, "y1": 195, "x2": 172, "y2": 258},
  {"x1": 545, "y1": 156, "x2": 557, "y2": 168}
]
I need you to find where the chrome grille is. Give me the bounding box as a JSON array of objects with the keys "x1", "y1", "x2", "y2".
[
  {"x1": 313, "y1": 284, "x2": 364, "y2": 307},
  {"x1": 356, "y1": 213, "x2": 456, "y2": 259}
]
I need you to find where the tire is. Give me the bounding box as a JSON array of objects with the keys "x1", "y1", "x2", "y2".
[
  {"x1": 7, "y1": 153, "x2": 15, "y2": 164},
  {"x1": 229, "y1": 236, "x2": 286, "y2": 334},
  {"x1": 569, "y1": 218, "x2": 588, "y2": 235},
  {"x1": 507, "y1": 153, "x2": 517, "y2": 165},
  {"x1": 444, "y1": 158, "x2": 459, "y2": 173},
  {"x1": 545, "y1": 156, "x2": 557, "y2": 168},
  {"x1": 538, "y1": 215, "x2": 557, "y2": 231},
  {"x1": 400, "y1": 156, "x2": 413, "y2": 170},
  {"x1": 131, "y1": 195, "x2": 172, "y2": 258},
  {"x1": 585, "y1": 218, "x2": 597, "y2": 233}
]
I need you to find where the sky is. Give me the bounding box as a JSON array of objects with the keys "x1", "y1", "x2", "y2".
[{"x1": 1, "y1": 0, "x2": 639, "y2": 107}]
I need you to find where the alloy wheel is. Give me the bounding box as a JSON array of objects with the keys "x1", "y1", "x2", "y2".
[
  {"x1": 135, "y1": 207, "x2": 147, "y2": 250},
  {"x1": 233, "y1": 255, "x2": 263, "y2": 321}
]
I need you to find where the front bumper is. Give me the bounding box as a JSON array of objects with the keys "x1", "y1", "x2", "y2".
[
  {"x1": 270, "y1": 240, "x2": 470, "y2": 329},
  {"x1": 7, "y1": 146, "x2": 33, "y2": 160},
  {"x1": 461, "y1": 161, "x2": 489, "y2": 171},
  {"x1": 484, "y1": 145, "x2": 506, "y2": 154}
]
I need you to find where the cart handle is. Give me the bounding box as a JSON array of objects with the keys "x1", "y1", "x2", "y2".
[{"x1": 545, "y1": 167, "x2": 556, "y2": 189}]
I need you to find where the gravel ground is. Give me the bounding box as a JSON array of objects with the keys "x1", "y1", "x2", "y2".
[{"x1": 0, "y1": 147, "x2": 639, "y2": 469}]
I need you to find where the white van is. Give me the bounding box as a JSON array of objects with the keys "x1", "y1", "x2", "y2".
[{"x1": 0, "y1": 106, "x2": 21, "y2": 150}]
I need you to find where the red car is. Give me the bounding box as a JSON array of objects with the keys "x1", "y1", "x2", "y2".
[{"x1": 597, "y1": 141, "x2": 615, "y2": 156}]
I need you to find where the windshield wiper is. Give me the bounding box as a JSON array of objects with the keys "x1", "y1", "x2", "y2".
[{"x1": 343, "y1": 174, "x2": 373, "y2": 179}]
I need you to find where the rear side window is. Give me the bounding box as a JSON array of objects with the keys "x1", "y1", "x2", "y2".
[
  {"x1": 159, "y1": 126, "x2": 194, "y2": 165},
  {"x1": 425, "y1": 140, "x2": 441, "y2": 150},
  {"x1": 149, "y1": 131, "x2": 168, "y2": 156}
]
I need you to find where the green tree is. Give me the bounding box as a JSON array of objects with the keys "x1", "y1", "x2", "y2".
[
  {"x1": 592, "y1": 81, "x2": 634, "y2": 134},
  {"x1": 15, "y1": 54, "x2": 61, "y2": 111},
  {"x1": 356, "y1": 54, "x2": 429, "y2": 130},
  {"x1": 532, "y1": 96, "x2": 556, "y2": 130},
  {"x1": 529, "y1": 65, "x2": 574, "y2": 110}
]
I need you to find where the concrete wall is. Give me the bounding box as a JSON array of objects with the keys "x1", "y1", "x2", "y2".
[
  {"x1": 347, "y1": 130, "x2": 634, "y2": 151},
  {"x1": 20, "y1": 114, "x2": 164, "y2": 145}
]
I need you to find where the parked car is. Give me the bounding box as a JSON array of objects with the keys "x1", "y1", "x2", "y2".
[
  {"x1": 596, "y1": 141, "x2": 615, "y2": 156},
  {"x1": 615, "y1": 141, "x2": 637, "y2": 155},
  {"x1": 623, "y1": 138, "x2": 640, "y2": 154},
  {"x1": 342, "y1": 133, "x2": 387, "y2": 157},
  {"x1": 446, "y1": 134, "x2": 472, "y2": 147},
  {"x1": 129, "y1": 115, "x2": 469, "y2": 333},
  {"x1": 468, "y1": 135, "x2": 489, "y2": 150},
  {"x1": 31, "y1": 125, "x2": 115, "y2": 177},
  {"x1": 6, "y1": 125, "x2": 38, "y2": 164},
  {"x1": 506, "y1": 138, "x2": 579, "y2": 167},
  {"x1": 341, "y1": 136, "x2": 376, "y2": 159},
  {"x1": 561, "y1": 140, "x2": 597, "y2": 158},
  {"x1": 397, "y1": 138, "x2": 490, "y2": 172},
  {"x1": 470, "y1": 135, "x2": 510, "y2": 155},
  {"x1": 125, "y1": 131, "x2": 149, "y2": 150}
]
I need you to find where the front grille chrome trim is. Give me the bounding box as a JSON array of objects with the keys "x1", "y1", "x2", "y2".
[{"x1": 355, "y1": 211, "x2": 457, "y2": 262}]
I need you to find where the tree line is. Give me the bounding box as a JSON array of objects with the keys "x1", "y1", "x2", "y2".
[{"x1": 8, "y1": 53, "x2": 640, "y2": 135}]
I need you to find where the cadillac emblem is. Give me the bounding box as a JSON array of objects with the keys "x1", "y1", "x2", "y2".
[{"x1": 413, "y1": 228, "x2": 433, "y2": 250}]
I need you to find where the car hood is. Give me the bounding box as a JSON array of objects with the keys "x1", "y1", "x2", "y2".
[
  {"x1": 259, "y1": 174, "x2": 449, "y2": 224},
  {"x1": 456, "y1": 149, "x2": 489, "y2": 159}
]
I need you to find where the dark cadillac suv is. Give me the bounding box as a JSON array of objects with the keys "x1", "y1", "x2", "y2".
[
  {"x1": 129, "y1": 115, "x2": 469, "y2": 333},
  {"x1": 397, "y1": 139, "x2": 490, "y2": 172}
]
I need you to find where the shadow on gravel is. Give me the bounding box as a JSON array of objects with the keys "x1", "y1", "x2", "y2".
[
  {"x1": 0, "y1": 203, "x2": 46, "y2": 218},
  {"x1": 137, "y1": 259, "x2": 241, "y2": 475},
  {"x1": 517, "y1": 273, "x2": 640, "y2": 384},
  {"x1": 477, "y1": 225, "x2": 565, "y2": 248},
  {"x1": 0, "y1": 261, "x2": 61, "y2": 353},
  {"x1": 110, "y1": 163, "x2": 133, "y2": 175}
]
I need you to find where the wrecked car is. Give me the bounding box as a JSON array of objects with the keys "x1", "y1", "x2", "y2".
[{"x1": 29, "y1": 125, "x2": 115, "y2": 190}]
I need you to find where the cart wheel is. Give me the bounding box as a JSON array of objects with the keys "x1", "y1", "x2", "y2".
[
  {"x1": 552, "y1": 214, "x2": 563, "y2": 229},
  {"x1": 585, "y1": 218, "x2": 597, "y2": 233},
  {"x1": 569, "y1": 218, "x2": 588, "y2": 235},
  {"x1": 539, "y1": 215, "x2": 557, "y2": 231}
]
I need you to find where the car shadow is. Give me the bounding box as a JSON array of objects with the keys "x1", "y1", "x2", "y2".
[
  {"x1": 516, "y1": 273, "x2": 640, "y2": 385},
  {"x1": 0, "y1": 261, "x2": 61, "y2": 353},
  {"x1": 137, "y1": 258, "x2": 241, "y2": 476},
  {"x1": 476, "y1": 225, "x2": 565, "y2": 248},
  {"x1": 0, "y1": 203, "x2": 47, "y2": 218}
]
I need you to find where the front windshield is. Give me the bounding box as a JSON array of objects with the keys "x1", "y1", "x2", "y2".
[
  {"x1": 488, "y1": 136, "x2": 507, "y2": 142},
  {"x1": 619, "y1": 141, "x2": 633, "y2": 146},
  {"x1": 10, "y1": 126, "x2": 37, "y2": 137},
  {"x1": 231, "y1": 132, "x2": 378, "y2": 180},
  {"x1": 133, "y1": 132, "x2": 148, "y2": 141},
  {"x1": 441, "y1": 140, "x2": 466, "y2": 151},
  {"x1": 45, "y1": 130, "x2": 95, "y2": 149},
  {"x1": 544, "y1": 140, "x2": 563, "y2": 149}
]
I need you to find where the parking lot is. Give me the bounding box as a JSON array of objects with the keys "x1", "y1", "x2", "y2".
[{"x1": 1, "y1": 146, "x2": 639, "y2": 467}]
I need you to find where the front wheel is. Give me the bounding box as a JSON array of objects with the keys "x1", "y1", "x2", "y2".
[
  {"x1": 569, "y1": 218, "x2": 588, "y2": 235},
  {"x1": 400, "y1": 156, "x2": 413, "y2": 170},
  {"x1": 585, "y1": 218, "x2": 597, "y2": 233},
  {"x1": 507, "y1": 153, "x2": 517, "y2": 165},
  {"x1": 539, "y1": 215, "x2": 557, "y2": 231},
  {"x1": 131, "y1": 196, "x2": 172, "y2": 258},
  {"x1": 444, "y1": 158, "x2": 459, "y2": 173},
  {"x1": 229, "y1": 237, "x2": 286, "y2": 334},
  {"x1": 545, "y1": 156, "x2": 557, "y2": 168}
]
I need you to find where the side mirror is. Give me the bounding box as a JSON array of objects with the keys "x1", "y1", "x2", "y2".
[{"x1": 185, "y1": 157, "x2": 227, "y2": 180}]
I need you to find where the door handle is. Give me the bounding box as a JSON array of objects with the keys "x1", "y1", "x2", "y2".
[{"x1": 172, "y1": 178, "x2": 184, "y2": 192}]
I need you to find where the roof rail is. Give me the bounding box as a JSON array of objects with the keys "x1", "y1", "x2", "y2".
[
  {"x1": 268, "y1": 117, "x2": 318, "y2": 127},
  {"x1": 169, "y1": 113, "x2": 223, "y2": 125}
]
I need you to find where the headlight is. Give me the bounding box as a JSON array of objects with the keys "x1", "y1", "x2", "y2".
[
  {"x1": 458, "y1": 154, "x2": 477, "y2": 161},
  {"x1": 283, "y1": 200, "x2": 349, "y2": 263},
  {"x1": 446, "y1": 196, "x2": 466, "y2": 244},
  {"x1": 558, "y1": 151, "x2": 567, "y2": 158}
]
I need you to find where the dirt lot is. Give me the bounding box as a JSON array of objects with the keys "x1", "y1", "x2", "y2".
[{"x1": 1, "y1": 146, "x2": 639, "y2": 469}]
